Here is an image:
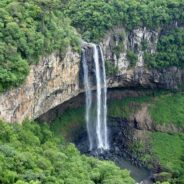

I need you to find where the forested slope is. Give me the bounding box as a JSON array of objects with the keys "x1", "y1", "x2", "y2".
[
  {"x1": 0, "y1": 0, "x2": 80, "y2": 92},
  {"x1": 0, "y1": 121, "x2": 135, "y2": 184}
]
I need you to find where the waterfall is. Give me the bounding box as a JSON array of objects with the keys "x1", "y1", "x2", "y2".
[
  {"x1": 99, "y1": 46, "x2": 109, "y2": 150},
  {"x1": 82, "y1": 43, "x2": 109, "y2": 152},
  {"x1": 93, "y1": 44, "x2": 104, "y2": 149},
  {"x1": 82, "y1": 49, "x2": 93, "y2": 151}
]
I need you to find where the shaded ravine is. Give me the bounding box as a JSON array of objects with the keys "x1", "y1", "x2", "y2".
[
  {"x1": 75, "y1": 120, "x2": 153, "y2": 184},
  {"x1": 38, "y1": 86, "x2": 158, "y2": 183}
]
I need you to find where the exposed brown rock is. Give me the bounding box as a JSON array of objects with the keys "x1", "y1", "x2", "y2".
[
  {"x1": 0, "y1": 49, "x2": 80, "y2": 123},
  {"x1": 134, "y1": 105, "x2": 153, "y2": 130}
]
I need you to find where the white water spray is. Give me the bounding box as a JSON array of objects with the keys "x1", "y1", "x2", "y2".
[
  {"x1": 82, "y1": 49, "x2": 93, "y2": 150},
  {"x1": 82, "y1": 43, "x2": 109, "y2": 152},
  {"x1": 99, "y1": 46, "x2": 109, "y2": 150},
  {"x1": 93, "y1": 44, "x2": 104, "y2": 149}
]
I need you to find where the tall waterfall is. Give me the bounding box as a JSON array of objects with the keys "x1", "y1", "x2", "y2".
[
  {"x1": 82, "y1": 43, "x2": 109, "y2": 152},
  {"x1": 82, "y1": 49, "x2": 93, "y2": 151},
  {"x1": 99, "y1": 46, "x2": 109, "y2": 150}
]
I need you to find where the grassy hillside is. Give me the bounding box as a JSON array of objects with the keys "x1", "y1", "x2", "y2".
[
  {"x1": 108, "y1": 92, "x2": 184, "y2": 183},
  {"x1": 108, "y1": 95, "x2": 150, "y2": 119},
  {"x1": 51, "y1": 107, "x2": 85, "y2": 141},
  {"x1": 149, "y1": 93, "x2": 184, "y2": 128},
  {"x1": 151, "y1": 132, "x2": 184, "y2": 183},
  {"x1": 0, "y1": 120, "x2": 134, "y2": 184},
  {"x1": 108, "y1": 91, "x2": 184, "y2": 128}
]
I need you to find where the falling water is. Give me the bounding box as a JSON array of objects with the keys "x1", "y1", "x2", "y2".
[
  {"x1": 99, "y1": 46, "x2": 109, "y2": 150},
  {"x1": 82, "y1": 43, "x2": 109, "y2": 152},
  {"x1": 93, "y1": 44, "x2": 104, "y2": 149},
  {"x1": 82, "y1": 49, "x2": 93, "y2": 151}
]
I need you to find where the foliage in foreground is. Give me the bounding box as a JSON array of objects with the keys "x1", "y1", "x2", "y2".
[{"x1": 0, "y1": 120, "x2": 134, "y2": 184}]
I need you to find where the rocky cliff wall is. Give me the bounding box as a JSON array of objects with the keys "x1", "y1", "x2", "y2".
[
  {"x1": 0, "y1": 28, "x2": 184, "y2": 123},
  {"x1": 101, "y1": 27, "x2": 184, "y2": 89},
  {"x1": 101, "y1": 27, "x2": 158, "y2": 72},
  {"x1": 0, "y1": 49, "x2": 80, "y2": 123}
]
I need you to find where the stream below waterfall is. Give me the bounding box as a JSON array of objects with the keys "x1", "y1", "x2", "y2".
[
  {"x1": 76, "y1": 134, "x2": 153, "y2": 184},
  {"x1": 116, "y1": 157, "x2": 152, "y2": 184},
  {"x1": 75, "y1": 118, "x2": 153, "y2": 184}
]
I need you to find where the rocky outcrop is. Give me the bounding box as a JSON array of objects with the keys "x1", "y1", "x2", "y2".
[
  {"x1": 133, "y1": 106, "x2": 154, "y2": 130},
  {"x1": 0, "y1": 49, "x2": 80, "y2": 123},
  {"x1": 101, "y1": 27, "x2": 158, "y2": 73},
  {"x1": 132, "y1": 104, "x2": 184, "y2": 133},
  {"x1": 107, "y1": 67, "x2": 184, "y2": 90},
  {"x1": 101, "y1": 28, "x2": 184, "y2": 90}
]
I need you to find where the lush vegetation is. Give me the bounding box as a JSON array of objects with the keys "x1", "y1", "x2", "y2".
[
  {"x1": 108, "y1": 91, "x2": 184, "y2": 128},
  {"x1": 49, "y1": 91, "x2": 184, "y2": 183},
  {"x1": 64, "y1": 0, "x2": 184, "y2": 41},
  {"x1": 0, "y1": 0, "x2": 80, "y2": 92},
  {"x1": 105, "y1": 60, "x2": 118, "y2": 77},
  {"x1": 151, "y1": 132, "x2": 184, "y2": 183},
  {"x1": 52, "y1": 92, "x2": 184, "y2": 137},
  {"x1": 65, "y1": 0, "x2": 184, "y2": 68},
  {"x1": 0, "y1": 120, "x2": 135, "y2": 184},
  {"x1": 108, "y1": 92, "x2": 184, "y2": 183},
  {"x1": 126, "y1": 51, "x2": 138, "y2": 67},
  {"x1": 108, "y1": 94, "x2": 150, "y2": 119},
  {"x1": 144, "y1": 28, "x2": 184, "y2": 68},
  {"x1": 1, "y1": 0, "x2": 184, "y2": 91},
  {"x1": 149, "y1": 92, "x2": 184, "y2": 128},
  {"x1": 51, "y1": 107, "x2": 85, "y2": 141}
]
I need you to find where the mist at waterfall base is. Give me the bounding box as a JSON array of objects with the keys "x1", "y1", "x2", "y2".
[
  {"x1": 82, "y1": 44, "x2": 109, "y2": 154},
  {"x1": 80, "y1": 44, "x2": 152, "y2": 183}
]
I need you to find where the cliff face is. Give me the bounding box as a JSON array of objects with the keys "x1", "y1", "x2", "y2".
[
  {"x1": 101, "y1": 27, "x2": 158, "y2": 72},
  {"x1": 101, "y1": 27, "x2": 184, "y2": 89},
  {"x1": 0, "y1": 28, "x2": 184, "y2": 123},
  {"x1": 0, "y1": 49, "x2": 80, "y2": 123}
]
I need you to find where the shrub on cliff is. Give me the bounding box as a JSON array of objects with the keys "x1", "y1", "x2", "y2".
[{"x1": 144, "y1": 28, "x2": 184, "y2": 68}]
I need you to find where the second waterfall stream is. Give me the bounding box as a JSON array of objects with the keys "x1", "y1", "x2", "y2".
[{"x1": 82, "y1": 43, "x2": 109, "y2": 152}]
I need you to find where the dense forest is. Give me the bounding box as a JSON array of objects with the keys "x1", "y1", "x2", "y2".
[
  {"x1": 0, "y1": 0, "x2": 184, "y2": 91},
  {"x1": 0, "y1": 0, "x2": 80, "y2": 92},
  {"x1": 0, "y1": 120, "x2": 135, "y2": 184}
]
